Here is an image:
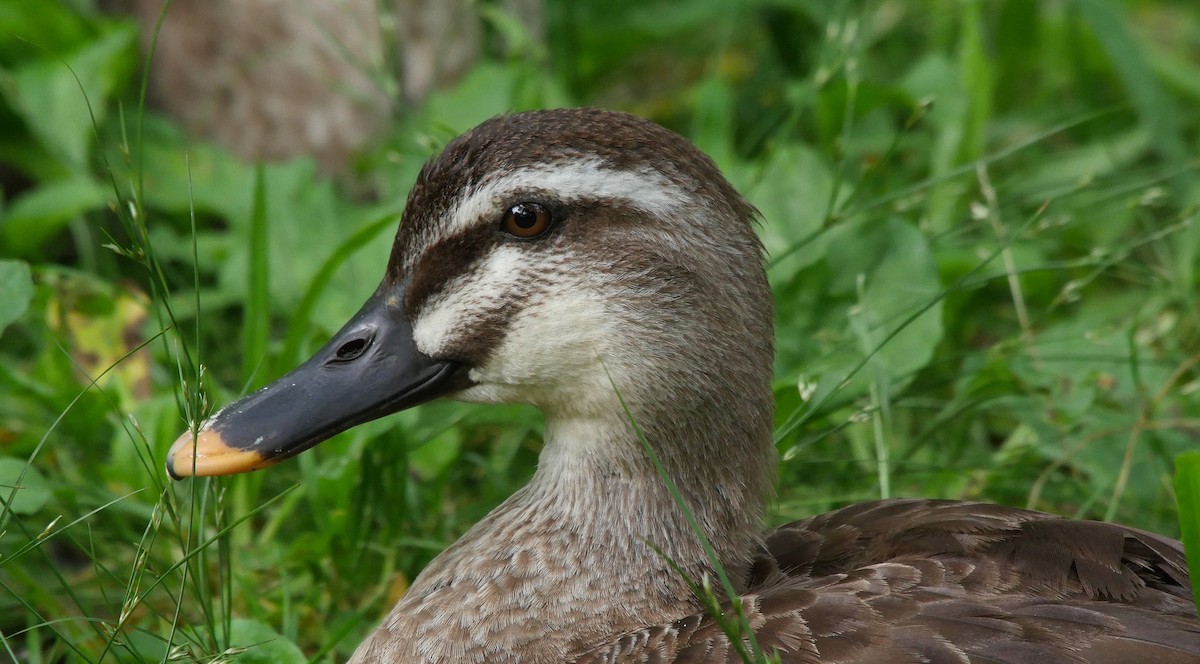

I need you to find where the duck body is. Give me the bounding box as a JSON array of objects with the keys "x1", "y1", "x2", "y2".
[
  {"x1": 167, "y1": 108, "x2": 1200, "y2": 663},
  {"x1": 348, "y1": 497, "x2": 1198, "y2": 663},
  {"x1": 353, "y1": 497, "x2": 1199, "y2": 663}
]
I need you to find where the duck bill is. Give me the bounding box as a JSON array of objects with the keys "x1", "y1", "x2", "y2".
[{"x1": 167, "y1": 288, "x2": 467, "y2": 479}]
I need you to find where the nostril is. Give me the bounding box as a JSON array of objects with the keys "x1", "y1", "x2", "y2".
[{"x1": 333, "y1": 337, "x2": 370, "y2": 362}]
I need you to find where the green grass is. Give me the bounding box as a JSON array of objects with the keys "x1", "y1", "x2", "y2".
[{"x1": 1, "y1": 0, "x2": 1198, "y2": 661}]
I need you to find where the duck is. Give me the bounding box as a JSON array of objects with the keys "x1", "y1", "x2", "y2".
[{"x1": 166, "y1": 108, "x2": 1200, "y2": 663}]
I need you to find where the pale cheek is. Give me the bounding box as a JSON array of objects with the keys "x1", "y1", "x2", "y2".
[
  {"x1": 411, "y1": 247, "x2": 529, "y2": 357},
  {"x1": 452, "y1": 383, "x2": 521, "y2": 405},
  {"x1": 411, "y1": 296, "x2": 464, "y2": 358},
  {"x1": 410, "y1": 245, "x2": 618, "y2": 409},
  {"x1": 460, "y1": 293, "x2": 618, "y2": 411},
  {"x1": 490, "y1": 295, "x2": 609, "y2": 375}
]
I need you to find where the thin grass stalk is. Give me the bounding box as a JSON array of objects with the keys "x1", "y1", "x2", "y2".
[
  {"x1": 605, "y1": 365, "x2": 770, "y2": 664},
  {"x1": 774, "y1": 202, "x2": 1050, "y2": 444}
]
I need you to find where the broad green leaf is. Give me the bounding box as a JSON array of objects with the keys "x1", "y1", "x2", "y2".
[
  {"x1": 0, "y1": 1, "x2": 91, "y2": 63},
  {"x1": 745, "y1": 142, "x2": 836, "y2": 277},
  {"x1": 0, "y1": 457, "x2": 50, "y2": 516},
  {"x1": 225, "y1": 618, "x2": 306, "y2": 664},
  {"x1": 855, "y1": 218, "x2": 944, "y2": 384},
  {"x1": 43, "y1": 271, "x2": 152, "y2": 406},
  {"x1": 0, "y1": 176, "x2": 109, "y2": 254},
  {"x1": 691, "y1": 77, "x2": 735, "y2": 165},
  {"x1": 0, "y1": 259, "x2": 33, "y2": 334},
  {"x1": 408, "y1": 427, "x2": 463, "y2": 481},
  {"x1": 424, "y1": 62, "x2": 527, "y2": 135},
  {"x1": 783, "y1": 217, "x2": 943, "y2": 405},
  {"x1": 8, "y1": 24, "x2": 136, "y2": 171}
]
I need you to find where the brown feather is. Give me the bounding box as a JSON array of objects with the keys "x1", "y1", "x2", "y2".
[{"x1": 576, "y1": 499, "x2": 1199, "y2": 663}]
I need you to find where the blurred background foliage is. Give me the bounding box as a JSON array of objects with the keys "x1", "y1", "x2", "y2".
[{"x1": 1, "y1": 0, "x2": 1198, "y2": 661}]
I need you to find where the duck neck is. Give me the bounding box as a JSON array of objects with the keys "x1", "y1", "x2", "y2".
[
  {"x1": 365, "y1": 391, "x2": 775, "y2": 662},
  {"x1": 530, "y1": 397, "x2": 775, "y2": 588}
]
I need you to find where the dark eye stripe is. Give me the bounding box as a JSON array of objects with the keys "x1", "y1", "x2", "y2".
[
  {"x1": 405, "y1": 224, "x2": 498, "y2": 316},
  {"x1": 400, "y1": 194, "x2": 639, "y2": 317}
]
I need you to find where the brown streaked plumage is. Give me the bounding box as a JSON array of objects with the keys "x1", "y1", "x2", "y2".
[
  {"x1": 577, "y1": 499, "x2": 1197, "y2": 663},
  {"x1": 167, "y1": 108, "x2": 1199, "y2": 662}
]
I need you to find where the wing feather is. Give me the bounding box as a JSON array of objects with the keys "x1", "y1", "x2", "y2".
[{"x1": 571, "y1": 499, "x2": 1200, "y2": 663}]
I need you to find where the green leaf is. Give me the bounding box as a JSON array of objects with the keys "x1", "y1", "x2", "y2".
[
  {"x1": 792, "y1": 217, "x2": 944, "y2": 403},
  {"x1": 226, "y1": 618, "x2": 306, "y2": 664},
  {"x1": 0, "y1": 457, "x2": 51, "y2": 516},
  {"x1": 0, "y1": 176, "x2": 109, "y2": 255},
  {"x1": 900, "y1": 53, "x2": 969, "y2": 233},
  {"x1": 0, "y1": 1, "x2": 92, "y2": 63},
  {"x1": 7, "y1": 23, "x2": 136, "y2": 171},
  {"x1": 1076, "y1": 0, "x2": 1191, "y2": 194},
  {"x1": 745, "y1": 143, "x2": 836, "y2": 277},
  {"x1": 856, "y1": 219, "x2": 944, "y2": 379},
  {"x1": 0, "y1": 259, "x2": 34, "y2": 334},
  {"x1": 1175, "y1": 452, "x2": 1200, "y2": 603},
  {"x1": 408, "y1": 427, "x2": 462, "y2": 481},
  {"x1": 422, "y1": 62, "x2": 528, "y2": 134}
]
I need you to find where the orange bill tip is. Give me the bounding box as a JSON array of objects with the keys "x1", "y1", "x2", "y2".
[{"x1": 167, "y1": 428, "x2": 277, "y2": 479}]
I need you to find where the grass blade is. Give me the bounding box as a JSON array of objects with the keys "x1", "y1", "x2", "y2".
[{"x1": 1174, "y1": 452, "x2": 1200, "y2": 603}]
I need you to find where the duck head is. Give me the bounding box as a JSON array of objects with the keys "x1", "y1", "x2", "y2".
[{"x1": 168, "y1": 108, "x2": 773, "y2": 480}]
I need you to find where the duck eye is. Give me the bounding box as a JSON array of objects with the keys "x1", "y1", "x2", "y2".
[
  {"x1": 501, "y1": 202, "x2": 552, "y2": 239},
  {"x1": 333, "y1": 337, "x2": 369, "y2": 362}
]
